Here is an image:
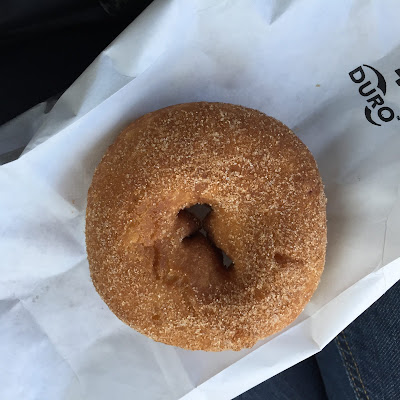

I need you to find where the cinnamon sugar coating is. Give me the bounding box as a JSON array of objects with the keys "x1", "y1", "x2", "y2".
[{"x1": 86, "y1": 102, "x2": 327, "y2": 351}]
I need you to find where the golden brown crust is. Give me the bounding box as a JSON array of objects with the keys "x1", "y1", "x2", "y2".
[{"x1": 86, "y1": 102, "x2": 327, "y2": 351}]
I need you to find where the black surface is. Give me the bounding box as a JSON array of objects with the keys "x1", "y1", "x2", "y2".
[{"x1": 0, "y1": 0, "x2": 152, "y2": 125}]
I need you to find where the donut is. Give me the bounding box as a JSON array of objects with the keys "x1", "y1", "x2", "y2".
[{"x1": 86, "y1": 102, "x2": 327, "y2": 351}]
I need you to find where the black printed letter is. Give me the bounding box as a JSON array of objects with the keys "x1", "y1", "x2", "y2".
[
  {"x1": 349, "y1": 66, "x2": 365, "y2": 83},
  {"x1": 366, "y1": 94, "x2": 384, "y2": 109},
  {"x1": 359, "y1": 81, "x2": 376, "y2": 97},
  {"x1": 378, "y1": 107, "x2": 394, "y2": 122}
]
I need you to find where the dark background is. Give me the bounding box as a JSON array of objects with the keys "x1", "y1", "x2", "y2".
[{"x1": 0, "y1": 0, "x2": 152, "y2": 125}]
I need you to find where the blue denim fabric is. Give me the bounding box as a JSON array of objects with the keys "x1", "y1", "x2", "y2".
[
  {"x1": 317, "y1": 280, "x2": 400, "y2": 400},
  {"x1": 237, "y1": 281, "x2": 399, "y2": 400},
  {"x1": 237, "y1": 356, "x2": 328, "y2": 400}
]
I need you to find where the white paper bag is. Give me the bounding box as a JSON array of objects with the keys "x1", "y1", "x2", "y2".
[{"x1": 1, "y1": 1, "x2": 400, "y2": 399}]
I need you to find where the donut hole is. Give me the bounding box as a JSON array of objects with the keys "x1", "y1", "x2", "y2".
[
  {"x1": 221, "y1": 252, "x2": 234, "y2": 269},
  {"x1": 185, "y1": 203, "x2": 212, "y2": 222},
  {"x1": 180, "y1": 203, "x2": 234, "y2": 270}
]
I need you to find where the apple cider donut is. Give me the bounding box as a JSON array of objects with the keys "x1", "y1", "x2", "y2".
[{"x1": 86, "y1": 102, "x2": 327, "y2": 351}]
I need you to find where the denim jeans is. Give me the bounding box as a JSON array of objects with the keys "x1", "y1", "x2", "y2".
[{"x1": 237, "y1": 280, "x2": 399, "y2": 400}]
